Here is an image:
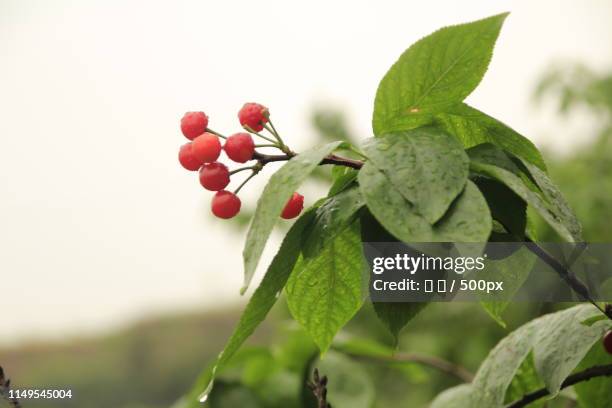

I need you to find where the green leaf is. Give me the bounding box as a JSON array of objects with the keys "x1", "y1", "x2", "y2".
[
  {"x1": 373, "y1": 13, "x2": 508, "y2": 135},
  {"x1": 372, "y1": 302, "x2": 427, "y2": 341},
  {"x1": 470, "y1": 161, "x2": 577, "y2": 242},
  {"x1": 478, "y1": 247, "x2": 535, "y2": 327},
  {"x1": 467, "y1": 142, "x2": 522, "y2": 173},
  {"x1": 359, "y1": 210, "x2": 429, "y2": 338},
  {"x1": 316, "y1": 351, "x2": 376, "y2": 408},
  {"x1": 471, "y1": 316, "x2": 539, "y2": 407},
  {"x1": 469, "y1": 144, "x2": 581, "y2": 241},
  {"x1": 504, "y1": 353, "x2": 545, "y2": 407},
  {"x1": 286, "y1": 223, "x2": 366, "y2": 353},
  {"x1": 362, "y1": 128, "x2": 469, "y2": 223},
  {"x1": 473, "y1": 177, "x2": 526, "y2": 239},
  {"x1": 470, "y1": 304, "x2": 612, "y2": 407},
  {"x1": 175, "y1": 210, "x2": 315, "y2": 408},
  {"x1": 329, "y1": 166, "x2": 359, "y2": 196},
  {"x1": 519, "y1": 158, "x2": 582, "y2": 240},
  {"x1": 438, "y1": 104, "x2": 546, "y2": 170},
  {"x1": 574, "y1": 343, "x2": 612, "y2": 408},
  {"x1": 303, "y1": 186, "x2": 365, "y2": 257},
  {"x1": 373, "y1": 104, "x2": 547, "y2": 171},
  {"x1": 430, "y1": 384, "x2": 473, "y2": 408},
  {"x1": 242, "y1": 141, "x2": 342, "y2": 292},
  {"x1": 581, "y1": 314, "x2": 608, "y2": 327},
  {"x1": 359, "y1": 161, "x2": 491, "y2": 242},
  {"x1": 531, "y1": 304, "x2": 611, "y2": 396}
]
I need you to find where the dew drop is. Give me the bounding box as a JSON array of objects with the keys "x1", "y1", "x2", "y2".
[{"x1": 198, "y1": 380, "x2": 215, "y2": 403}]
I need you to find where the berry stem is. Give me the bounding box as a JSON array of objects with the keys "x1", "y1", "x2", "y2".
[
  {"x1": 263, "y1": 122, "x2": 283, "y2": 144},
  {"x1": 264, "y1": 119, "x2": 291, "y2": 153},
  {"x1": 254, "y1": 143, "x2": 278, "y2": 148},
  {"x1": 252, "y1": 151, "x2": 363, "y2": 169},
  {"x1": 205, "y1": 128, "x2": 227, "y2": 140},
  {"x1": 229, "y1": 166, "x2": 257, "y2": 175},
  {"x1": 250, "y1": 130, "x2": 277, "y2": 144},
  {"x1": 233, "y1": 170, "x2": 259, "y2": 194}
]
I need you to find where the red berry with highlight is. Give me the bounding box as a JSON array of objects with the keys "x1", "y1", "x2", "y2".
[
  {"x1": 192, "y1": 133, "x2": 222, "y2": 163},
  {"x1": 181, "y1": 111, "x2": 209, "y2": 140},
  {"x1": 238, "y1": 103, "x2": 269, "y2": 132},
  {"x1": 199, "y1": 162, "x2": 230, "y2": 191},
  {"x1": 178, "y1": 143, "x2": 204, "y2": 171},
  {"x1": 224, "y1": 133, "x2": 255, "y2": 163},
  {"x1": 604, "y1": 331, "x2": 612, "y2": 355},
  {"x1": 281, "y1": 192, "x2": 304, "y2": 219},
  {"x1": 212, "y1": 191, "x2": 241, "y2": 219}
]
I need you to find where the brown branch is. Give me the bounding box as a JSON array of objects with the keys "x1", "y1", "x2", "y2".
[
  {"x1": 0, "y1": 366, "x2": 21, "y2": 408},
  {"x1": 524, "y1": 241, "x2": 611, "y2": 319},
  {"x1": 252, "y1": 151, "x2": 364, "y2": 169},
  {"x1": 344, "y1": 351, "x2": 474, "y2": 382},
  {"x1": 307, "y1": 368, "x2": 332, "y2": 408},
  {"x1": 506, "y1": 363, "x2": 612, "y2": 408}
]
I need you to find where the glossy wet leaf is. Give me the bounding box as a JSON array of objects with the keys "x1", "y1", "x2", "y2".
[
  {"x1": 471, "y1": 304, "x2": 612, "y2": 407},
  {"x1": 243, "y1": 141, "x2": 342, "y2": 292},
  {"x1": 359, "y1": 161, "x2": 491, "y2": 242},
  {"x1": 478, "y1": 247, "x2": 535, "y2": 327},
  {"x1": 437, "y1": 104, "x2": 546, "y2": 170},
  {"x1": 362, "y1": 128, "x2": 469, "y2": 223},
  {"x1": 302, "y1": 186, "x2": 365, "y2": 257},
  {"x1": 519, "y1": 158, "x2": 582, "y2": 241},
  {"x1": 532, "y1": 304, "x2": 611, "y2": 396},
  {"x1": 286, "y1": 223, "x2": 366, "y2": 353},
  {"x1": 470, "y1": 161, "x2": 576, "y2": 242},
  {"x1": 503, "y1": 354, "x2": 545, "y2": 407}
]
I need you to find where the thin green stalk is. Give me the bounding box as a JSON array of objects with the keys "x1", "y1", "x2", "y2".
[
  {"x1": 234, "y1": 170, "x2": 258, "y2": 194},
  {"x1": 250, "y1": 131, "x2": 277, "y2": 144},
  {"x1": 254, "y1": 143, "x2": 279, "y2": 148},
  {"x1": 229, "y1": 166, "x2": 257, "y2": 175},
  {"x1": 205, "y1": 128, "x2": 227, "y2": 139}
]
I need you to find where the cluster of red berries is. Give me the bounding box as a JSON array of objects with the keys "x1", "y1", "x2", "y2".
[{"x1": 178, "y1": 103, "x2": 304, "y2": 220}]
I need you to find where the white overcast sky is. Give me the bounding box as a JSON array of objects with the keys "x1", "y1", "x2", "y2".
[{"x1": 1, "y1": 0, "x2": 611, "y2": 344}]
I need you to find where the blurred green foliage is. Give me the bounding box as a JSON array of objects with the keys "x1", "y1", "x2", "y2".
[
  {"x1": 2, "y1": 65, "x2": 612, "y2": 407},
  {"x1": 534, "y1": 63, "x2": 612, "y2": 241}
]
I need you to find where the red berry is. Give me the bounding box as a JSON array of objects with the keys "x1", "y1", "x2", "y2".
[
  {"x1": 238, "y1": 103, "x2": 269, "y2": 132},
  {"x1": 199, "y1": 162, "x2": 230, "y2": 191},
  {"x1": 212, "y1": 190, "x2": 241, "y2": 219},
  {"x1": 604, "y1": 331, "x2": 612, "y2": 355},
  {"x1": 178, "y1": 143, "x2": 204, "y2": 171},
  {"x1": 181, "y1": 111, "x2": 209, "y2": 140},
  {"x1": 192, "y1": 133, "x2": 222, "y2": 163},
  {"x1": 224, "y1": 133, "x2": 255, "y2": 163},
  {"x1": 281, "y1": 192, "x2": 304, "y2": 219}
]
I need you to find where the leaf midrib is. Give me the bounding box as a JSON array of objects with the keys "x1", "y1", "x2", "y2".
[{"x1": 409, "y1": 34, "x2": 480, "y2": 109}]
